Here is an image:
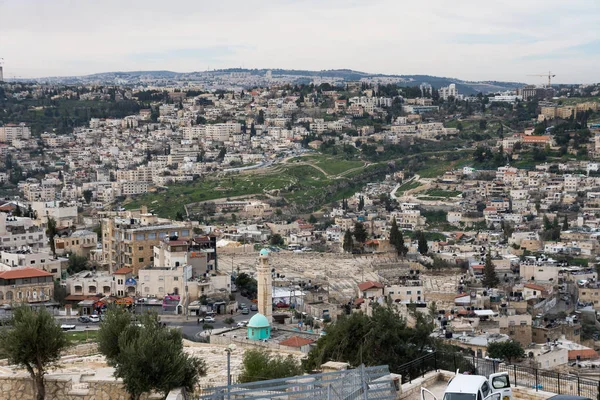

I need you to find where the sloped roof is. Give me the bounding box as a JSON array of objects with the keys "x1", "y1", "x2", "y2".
[
  {"x1": 113, "y1": 267, "x2": 133, "y2": 275},
  {"x1": 358, "y1": 281, "x2": 384, "y2": 291},
  {"x1": 279, "y1": 336, "x2": 314, "y2": 348},
  {"x1": 0, "y1": 268, "x2": 52, "y2": 280}
]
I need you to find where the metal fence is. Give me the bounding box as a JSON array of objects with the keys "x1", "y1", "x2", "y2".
[
  {"x1": 195, "y1": 365, "x2": 398, "y2": 400},
  {"x1": 397, "y1": 351, "x2": 600, "y2": 399}
]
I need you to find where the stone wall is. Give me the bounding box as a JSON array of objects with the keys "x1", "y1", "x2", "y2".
[{"x1": 0, "y1": 374, "x2": 162, "y2": 400}]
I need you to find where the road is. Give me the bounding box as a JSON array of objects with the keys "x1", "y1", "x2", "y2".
[{"x1": 59, "y1": 293, "x2": 261, "y2": 339}]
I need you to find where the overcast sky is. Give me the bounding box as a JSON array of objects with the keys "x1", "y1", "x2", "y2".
[{"x1": 1, "y1": 0, "x2": 599, "y2": 83}]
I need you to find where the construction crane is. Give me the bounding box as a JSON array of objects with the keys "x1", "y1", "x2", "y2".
[{"x1": 527, "y1": 71, "x2": 556, "y2": 87}]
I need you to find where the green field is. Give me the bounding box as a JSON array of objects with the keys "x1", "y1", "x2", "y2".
[
  {"x1": 291, "y1": 155, "x2": 364, "y2": 176},
  {"x1": 395, "y1": 180, "x2": 422, "y2": 196},
  {"x1": 421, "y1": 189, "x2": 462, "y2": 198},
  {"x1": 66, "y1": 330, "x2": 99, "y2": 344},
  {"x1": 556, "y1": 97, "x2": 600, "y2": 106},
  {"x1": 126, "y1": 162, "x2": 386, "y2": 218}
]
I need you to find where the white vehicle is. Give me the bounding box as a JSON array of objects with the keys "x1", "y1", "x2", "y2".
[
  {"x1": 60, "y1": 324, "x2": 76, "y2": 331},
  {"x1": 237, "y1": 320, "x2": 248, "y2": 327},
  {"x1": 421, "y1": 372, "x2": 512, "y2": 400},
  {"x1": 204, "y1": 316, "x2": 215, "y2": 323},
  {"x1": 89, "y1": 315, "x2": 100, "y2": 323}
]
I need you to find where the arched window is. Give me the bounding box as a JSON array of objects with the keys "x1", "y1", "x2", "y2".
[{"x1": 6, "y1": 291, "x2": 13, "y2": 300}]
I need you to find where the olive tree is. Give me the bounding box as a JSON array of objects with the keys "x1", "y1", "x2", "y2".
[{"x1": 0, "y1": 306, "x2": 68, "y2": 400}]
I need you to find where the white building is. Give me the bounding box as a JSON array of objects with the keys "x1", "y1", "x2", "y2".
[{"x1": 439, "y1": 84, "x2": 459, "y2": 100}]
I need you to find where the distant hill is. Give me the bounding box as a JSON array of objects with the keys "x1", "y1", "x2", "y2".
[{"x1": 25, "y1": 68, "x2": 525, "y2": 94}]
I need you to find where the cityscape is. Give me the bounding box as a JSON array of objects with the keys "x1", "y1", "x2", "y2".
[{"x1": 1, "y1": 1, "x2": 600, "y2": 400}]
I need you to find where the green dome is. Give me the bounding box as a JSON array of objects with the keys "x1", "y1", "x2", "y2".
[
  {"x1": 259, "y1": 248, "x2": 270, "y2": 256},
  {"x1": 248, "y1": 313, "x2": 270, "y2": 328}
]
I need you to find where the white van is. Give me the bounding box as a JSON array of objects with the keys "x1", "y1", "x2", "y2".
[{"x1": 422, "y1": 372, "x2": 512, "y2": 400}]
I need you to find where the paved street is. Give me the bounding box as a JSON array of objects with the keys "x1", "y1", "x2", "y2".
[{"x1": 58, "y1": 292, "x2": 261, "y2": 338}]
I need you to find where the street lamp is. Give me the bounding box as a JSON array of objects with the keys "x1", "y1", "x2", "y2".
[{"x1": 225, "y1": 343, "x2": 237, "y2": 399}]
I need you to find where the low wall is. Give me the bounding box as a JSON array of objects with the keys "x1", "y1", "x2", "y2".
[
  {"x1": 0, "y1": 375, "x2": 161, "y2": 400},
  {"x1": 398, "y1": 370, "x2": 454, "y2": 400}
]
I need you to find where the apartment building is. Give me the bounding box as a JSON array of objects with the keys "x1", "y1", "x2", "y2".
[
  {"x1": 0, "y1": 268, "x2": 54, "y2": 305},
  {"x1": 0, "y1": 213, "x2": 46, "y2": 251},
  {"x1": 54, "y1": 229, "x2": 98, "y2": 258},
  {"x1": 22, "y1": 183, "x2": 56, "y2": 202},
  {"x1": 439, "y1": 84, "x2": 458, "y2": 100},
  {"x1": 102, "y1": 210, "x2": 193, "y2": 274},
  {"x1": 31, "y1": 201, "x2": 78, "y2": 227},
  {"x1": 0, "y1": 249, "x2": 62, "y2": 279},
  {"x1": 0, "y1": 123, "x2": 31, "y2": 143}
]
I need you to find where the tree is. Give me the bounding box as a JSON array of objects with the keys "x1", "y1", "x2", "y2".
[
  {"x1": 67, "y1": 254, "x2": 90, "y2": 274},
  {"x1": 257, "y1": 109, "x2": 265, "y2": 124},
  {"x1": 308, "y1": 214, "x2": 317, "y2": 224},
  {"x1": 98, "y1": 307, "x2": 133, "y2": 365},
  {"x1": 562, "y1": 216, "x2": 569, "y2": 231},
  {"x1": 304, "y1": 306, "x2": 433, "y2": 373},
  {"x1": 269, "y1": 234, "x2": 284, "y2": 246},
  {"x1": 14, "y1": 204, "x2": 22, "y2": 217},
  {"x1": 0, "y1": 306, "x2": 68, "y2": 400},
  {"x1": 217, "y1": 147, "x2": 227, "y2": 161},
  {"x1": 53, "y1": 280, "x2": 68, "y2": 305},
  {"x1": 358, "y1": 195, "x2": 365, "y2": 211},
  {"x1": 99, "y1": 312, "x2": 207, "y2": 400},
  {"x1": 482, "y1": 252, "x2": 499, "y2": 288},
  {"x1": 416, "y1": 231, "x2": 429, "y2": 255},
  {"x1": 487, "y1": 340, "x2": 524, "y2": 364},
  {"x1": 389, "y1": 218, "x2": 407, "y2": 257},
  {"x1": 353, "y1": 222, "x2": 368, "y2": 243},
  {"x1": 343, "y1": 230, "x2": 354, "y2": 253},
  {"x1": 239, "y1": 349, "x2": 303, "y2": 383},
  {"x1": 46, "y1": 217, "x2": 57, "y2": 256},
  {"x1": 250, "y1": 122, "x2": 256, "y2": 137},
  {"x1": 479, "y1": 119, "x2": 487, "y2": 130},
  {"x1": 224, "y1": 317, "x2": 235, "y2": 327},
  {"x1": 82, "y1": 189, "x2": 93, "y2": 204}
]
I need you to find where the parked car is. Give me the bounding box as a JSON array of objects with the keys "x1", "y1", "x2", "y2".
[
  {"x1": 250, "y1": 304, "x2": 258, "y2": 311},
  {"x1": 237, "y1": 321, "x2": 248, "y2": 327},
  {"x1": 78, "y1": 316, "x2": 90, "y2": 323},
  {"x1": 60, "y1": 324, "x2": 76, "y2": 331},
  {"x1": 89, "y1": 315, "x2": 100, "y2": 323},
  {"x1": 204, "y1": 316, "x2": 215, "y2": 323},
  {"x1": 275, "y1": 302, "x2": 288, "y2": 308},
  {"x1": 241, "y1": 308, "x2": 249, "y2": 315}
]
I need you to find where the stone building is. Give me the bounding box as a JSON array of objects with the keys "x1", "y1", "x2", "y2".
[{"x1": 0, "y1": 267, "x2": 54, "y2": 304}]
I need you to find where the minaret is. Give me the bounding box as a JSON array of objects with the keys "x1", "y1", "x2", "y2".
[{"x1": 257, "y1": 248, "x2": 272, "y2": 323}]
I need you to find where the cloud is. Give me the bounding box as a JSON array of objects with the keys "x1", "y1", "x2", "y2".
[
  {"x1": 452, "y1": 33, "x2": 539, "y2": 45},
  {"x1": 0, "y1": 0, "x2": 598, "y2": 83},
  {"x1": 518, "y1": 40, "x2": 600, "y2": 61}
]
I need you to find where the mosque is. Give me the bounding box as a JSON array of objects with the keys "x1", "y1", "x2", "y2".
[{"x1": 247, "y1": 248, "x2": 272, "y2": 340}]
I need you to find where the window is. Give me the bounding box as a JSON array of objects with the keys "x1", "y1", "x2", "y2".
[
  {"x1": 481, "y1": 381, "x2": 490, "y2": 397},
  {"x1": 174, "y1": 277, "x2": 179, "y2": 281},
  {"x1": 159, "y1": 287, "x2": 164, "y2": 293},
  {"x1": 138, "y1": 258, "x2": 144, "y2": 263},
  {"x1": 159, "y1": 276, "x2": 164, "y2": 281},
  {"x1": 135, "y1": 233, "x2": 145, "y2": 241},
  {"x1": 41, "y1": 259, "x2": 45, "y2": 263},
  {"x1": 138, "y1": 246, "x2": 143, "y2": 251},
  {"x1": 181, "y1": 230, "x2": 189, "y2": 237},
  {"x1": 148, "y1": 233, "x2": 156, "y2": 240},
  {"x1": 144, "y1": 287, "x2": 149, "y2": 293},
  {"x1": 30, "y1": 260, "x2": 35, "y2": 264},
  {"x1": 406, "y1": 291, "x2": 412, "y2": 295}
]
